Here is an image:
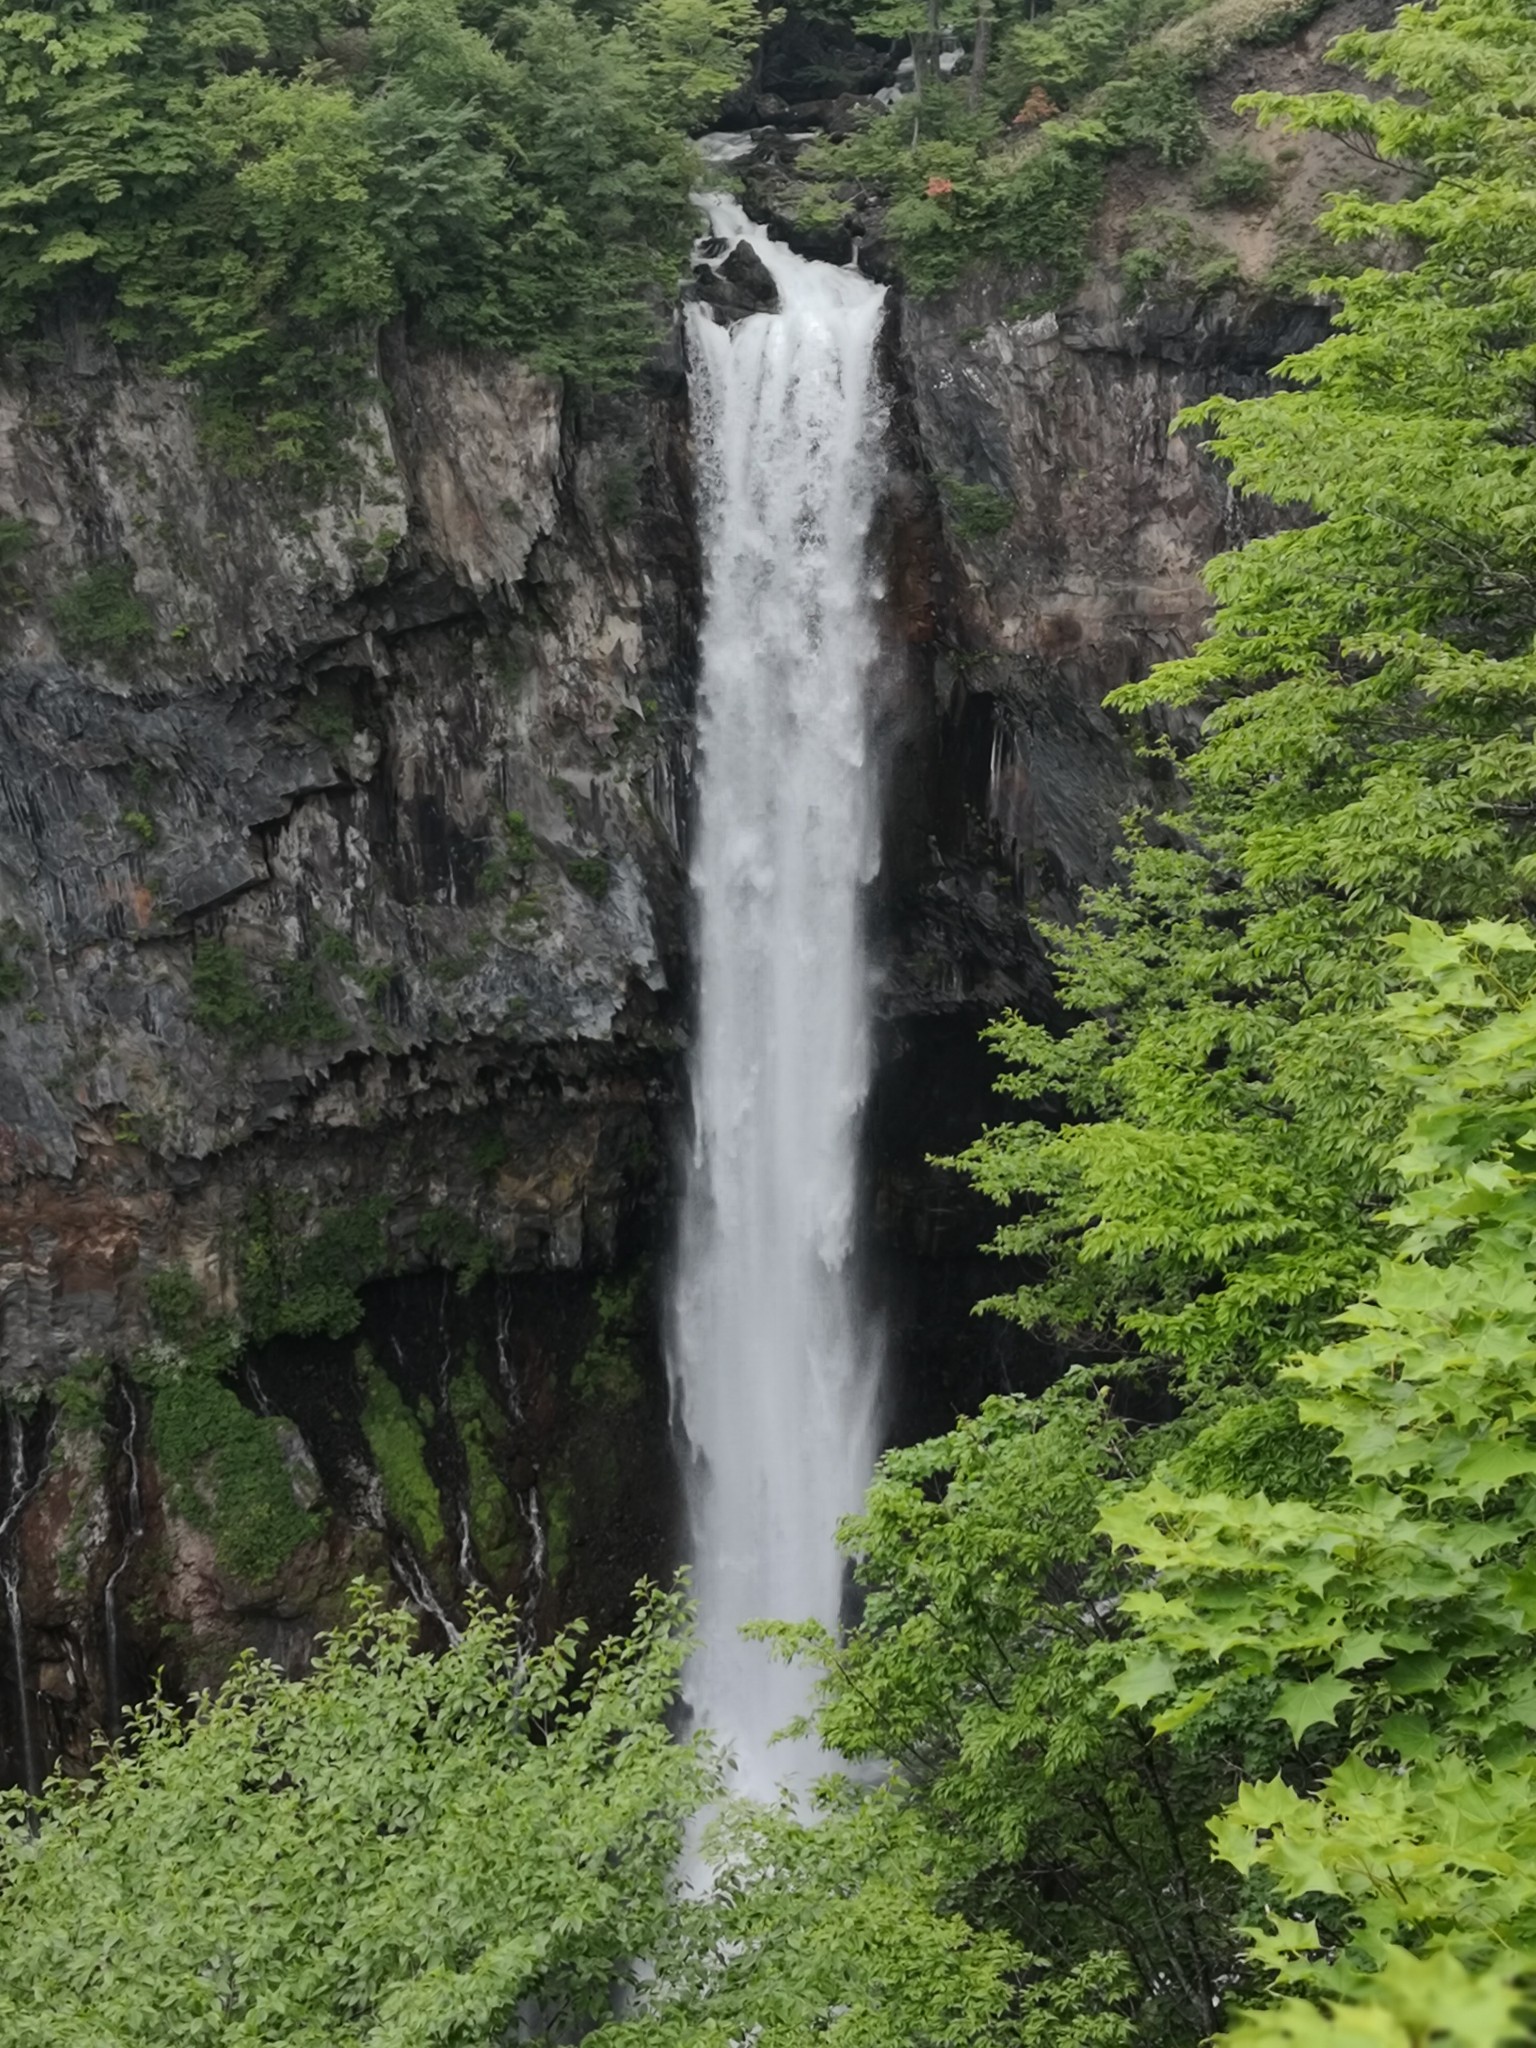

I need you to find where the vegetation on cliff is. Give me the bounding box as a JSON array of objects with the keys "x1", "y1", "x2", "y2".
[
  {"x1": 0, "y1": 0, "x2": 758, "y2": 468},
  {"x1": 820, "y1": 0, "x2": 1536, "y2": 2038},
  {"x1": 794, "y1": 0, "x2": 1332, "y2": 297}
]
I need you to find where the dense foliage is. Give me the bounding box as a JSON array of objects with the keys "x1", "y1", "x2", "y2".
[
  {"x1": 953, "y1": 0, "x2": 1536, "y2": 1405},
  {"x1": 763, "y1": 1395, "x2": 1249, "y2": 2045},
  {"x1": 0, "y1": 1582, "x2": 1086, "y2": 2045},
  {"x1": 0, "y1": 0, "x2": 757, "y2": 466},
  {"x1": 794, "y1": 0, "x2": 1326, "y2": 297},
  {"x1": 1110, "y1": 924, "x2": 1536, "y2": 2041},
  {"x1": 903, "y1": 0, "x2": 1536, "y2": 2037},
  {"x1": 0, "y1": 1584, "x2": 715, "y2": 2043}
]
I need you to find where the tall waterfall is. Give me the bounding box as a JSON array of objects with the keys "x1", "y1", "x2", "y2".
[{"x1": 669, "y1": 199, "x2": 888, "y2": 1799}]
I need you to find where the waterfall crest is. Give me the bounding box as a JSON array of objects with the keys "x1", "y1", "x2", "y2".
[{"x1": 670, "y1": 199, "x2": 888, "y2": 1799}]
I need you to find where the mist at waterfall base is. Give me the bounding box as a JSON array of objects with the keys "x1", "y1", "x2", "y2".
[{"x1": 668, "y1": 200, "x2": 889, "y2": 1805}]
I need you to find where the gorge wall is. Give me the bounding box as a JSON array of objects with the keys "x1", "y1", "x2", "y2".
[{"x1": 0, "y1": 0, "x2": 1376, "y2": 1782}]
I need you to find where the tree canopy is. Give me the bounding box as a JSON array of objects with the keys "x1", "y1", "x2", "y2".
[
  {"x1": 0, "y1": 1583, "x2": 714, "y2": 2044},
  {"x1": 0, "y1": 0, "x2": 758, "y2": 466},
  {"x1": 952, "y1": 0, "x2": 1536, "y2": 1411},
  {"x1": 924, "y1": 0, "x2": 1536, "y2": 2036}
]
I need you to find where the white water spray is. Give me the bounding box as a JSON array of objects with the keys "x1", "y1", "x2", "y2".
[
  {"x1": 0, "y1": 1411, "x2": 47, "y2": 1796},
  {"x1": 392, "y1": 1541, "x2": 462, "y2": 1647},
  {"x1": 670, "y1": 199, "x2": 888, "y2": 1799},
  {"x1": 102, "y1": 1382, "x2": 145, "y2": 1734}
]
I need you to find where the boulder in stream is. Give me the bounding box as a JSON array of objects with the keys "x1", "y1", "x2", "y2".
[{"x1": 691, "y1": 239, "x2": 781, "y2": 323}]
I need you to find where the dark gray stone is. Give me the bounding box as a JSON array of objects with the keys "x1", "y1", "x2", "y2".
[{"x1": 690, "y1": 241, "x2": 781, "y2": 323}]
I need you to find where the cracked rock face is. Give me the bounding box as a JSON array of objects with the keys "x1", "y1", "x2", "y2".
[
  {"x1": 0, "y1": 324, "x2": 697, "y2": 1381},
  {"x1": 897, "y1": 282, "x2": 1328, "y2": 926},
  {"x1": 0, "y1": 316, "x2": 700, "y2": 1781}
]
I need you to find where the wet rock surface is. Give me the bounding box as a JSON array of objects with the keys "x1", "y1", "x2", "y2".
[
  {"x1": 690, "y1": 240, "x2": 783, "y2": 324},
  {"x1": 0, "y1": 319, "x2": 700, "y2": 1779}
]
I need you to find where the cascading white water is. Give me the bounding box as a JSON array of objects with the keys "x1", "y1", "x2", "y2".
[
  {"x1": 0, "y1": 1412, "x2": 40, "y2": 1796},
  {"x1": 102, "y1": 1382, "x2": 145, "y2": 1735},
  {"x1": 669, "y1": 198, "x2": 888, "y2": 1800}
]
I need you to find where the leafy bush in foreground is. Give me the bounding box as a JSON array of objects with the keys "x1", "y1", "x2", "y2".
[{"x1": 0, "y1": 1582, "x2": 712, "y2": 2045}]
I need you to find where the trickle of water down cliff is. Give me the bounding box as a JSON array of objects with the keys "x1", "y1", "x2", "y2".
[{"x1": 669, "y1": 200, "x2": 889, "y2": 1798}]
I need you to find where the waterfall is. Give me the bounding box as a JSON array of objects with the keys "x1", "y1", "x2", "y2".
[
  {"x1": 102, "y1": 1381, "x2": 145, "y2": 1735},
  {"x1": 428, "y1": 1279, "x2": 479, "y2": 1594},
  {"x1": 391, "y1": 1540, "x2": 463, "y2": 1647},
  {"x1": 0, "y1": 1411, "x2": 43, "y2": 1797},
  {"x1": 669, "y1": 198, "x2": 888, "y2": 1799},
  {"x1": 491, "y1": 1278, "x2": 546, "y2": 1651}
]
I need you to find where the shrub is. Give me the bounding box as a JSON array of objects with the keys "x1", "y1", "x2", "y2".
[
  {"x1": 1263, "y1": 224, "x2": 1335, "y2": 298},
  {"x1": 297, "y1": 690, "x2": 355, "y2": 751},
  {"x1": 189, "y1": 942, "x2": 345, "y2": 1050},
  {"x1": 792, "y1": 0, "x2": 1347, "y2": 305},
  {"x1": 241, "y1": 1193, "x2": 391, "y2": 1346},
  {"x1": 470, "y1": 1129, "x2": 508, "y2": 1177},
  {"x1": 53, "y1": 1356, "x2": 110, "y2": 1434},
  {"x1": 416, "y1": 1207, "x2": 495, "y2": 1293},
  {"x1": 939, "y1": 475, "x2": 1015, "y2": 541},
  {"x1": 189, "y1": 943, "x2": 267, "y2": 1044},
  {"x1": 1155, "y1": 0, "x2": 1331, "y2": 70},
  {"x1": 52, "y1": 565, "x2": 153, "y2": 661},
  {"x1": 573, "y1": 1275, "x2": 645, "y2": 1407},
  {"x1": 0, "y1": 515, "x2": 35, "y2": 574},
  {"x1": 1000, "y1": 0, "x2": 1176, "y2": 119},
  {"x1": 1119, "y1": 206, "x2": 1244, "y2": 301},
  {"x1": 140, "y1": 1267, "x2": 315, "y2": 1582},
  {"x1": 143, "y1": 1268, "x2": 242, "y2": 1379},
  {"x1": 477, "y1": 810, "x2": 540, "y2": 900},
  {"x1": 566, "y1": 855, "x2": 610, "y2": 900},
  {"x1": 505, "y1": 807, "x2": 539, "y2": 863},
  {"x1": 1090, "y1": 49, "x2": 1207, "y2": 166},
  {"x1": 150, "y1": 1369, "x2": 315, "y2": 1584},
  {"x1": 357, "y1": 1345, "x2": 444, "y2": 1558},
  {"x1": 1197, "y1": 144, "x2": 1277, "y2": 207},
  {"x1": 269, "y1": 958, "x2": 345, "y2": 1047}
]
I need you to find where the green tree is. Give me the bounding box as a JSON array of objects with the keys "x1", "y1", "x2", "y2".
[
  {"x1": 952, "y1": 0, "x2": 1536, "y2": 1409},
  {"x1": 0, "y1": 0, "x2": 758, "y2": 466},
  {"x1": 0, "y1": 1565, "x2": 1084, "y2": 2048},
  {"x1": 630, "y1": 1794, "x2": 1056, "y2": 2048},
  {"x1": 0, "y1": 1580, "x2": 714, "y2": 2045},
  {"x1": 1103, "y1": 923, "x2": 1536, "y2": 2043},
  {"x1": 630, "y1": 1793, "x2": 1138, "y2": 2047},
  {"x1": 755, "y1": 1395, "x2": 1243, "y2": 2046},
  {"x1": 927, "y1": 4, "x2": 1536, "y2": 2040}
]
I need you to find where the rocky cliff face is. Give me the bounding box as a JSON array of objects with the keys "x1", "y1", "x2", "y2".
[
  {"x1": 0, "y1": 323, "x2": 697, "y2": 1357},
  {"x1": 863, "y1": 274, "x2": 1335, "y2": 1443},
  {"x1": 0, "y1": 0, "x2": 1373, "y2": 1784},
  {"x1": 0, "y1": 320, "x2": 698, "y2": 1776}
]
